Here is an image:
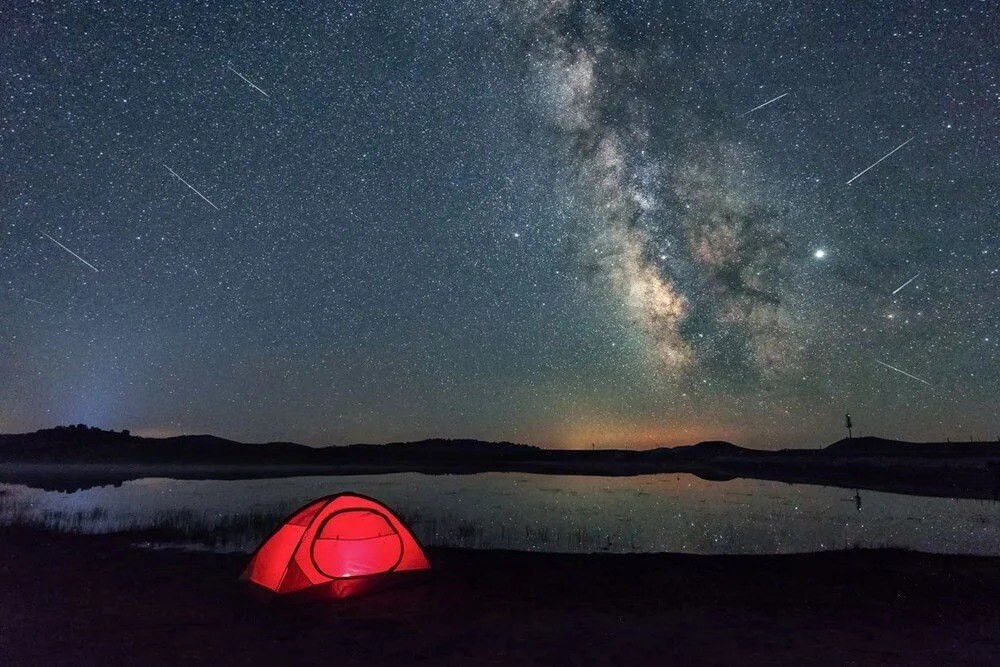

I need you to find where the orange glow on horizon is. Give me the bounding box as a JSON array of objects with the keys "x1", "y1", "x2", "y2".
[
  {"x1": 123, "y1": 420, "x2": 760, "y2": 450},
  {"x1": 539, "y1": 419, "x2": 744, "y2": 450}
]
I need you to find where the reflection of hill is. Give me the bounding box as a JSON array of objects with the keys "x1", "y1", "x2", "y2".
[{"x1": 0, "y1": 426, "x2": 998, "y2": 499}]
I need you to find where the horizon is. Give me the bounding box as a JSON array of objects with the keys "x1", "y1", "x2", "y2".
[
  {"x1": 1, "y1": 389, "x2": 996, "y2": 451},
  {"x1": 10, "y1": 421, "x2": 999, "y2": 452}
]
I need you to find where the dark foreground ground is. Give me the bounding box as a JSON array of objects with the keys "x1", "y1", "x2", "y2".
[{"x1": 1, "y1": 529, "x2": 998, "y2": 666}]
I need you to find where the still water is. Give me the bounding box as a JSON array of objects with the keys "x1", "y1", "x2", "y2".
[{"x1": 1, "y1": 473, "x2": 997, "y2": 555}]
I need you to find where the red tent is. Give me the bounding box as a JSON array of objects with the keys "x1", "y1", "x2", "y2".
[{"x1": 242, "y1": 493, "x2": 430, "y2": 598}]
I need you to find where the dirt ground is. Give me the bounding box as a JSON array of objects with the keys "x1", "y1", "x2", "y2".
[{"x1": 0, "y1": 528, "x2": 997, "y2": 665}]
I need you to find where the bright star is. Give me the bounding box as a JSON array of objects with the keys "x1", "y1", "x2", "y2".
[{"x1": 813, "y1": 249, "x2": 827, "y2": 259}]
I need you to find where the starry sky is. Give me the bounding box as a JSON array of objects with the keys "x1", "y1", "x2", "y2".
[{"x1": 1, "y1": 0, "x2": 997, "y2": 449}]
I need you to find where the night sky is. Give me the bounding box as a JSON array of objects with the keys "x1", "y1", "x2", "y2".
[{"x1": 2, "y1": 1, "x2": 997, "y2": 448}]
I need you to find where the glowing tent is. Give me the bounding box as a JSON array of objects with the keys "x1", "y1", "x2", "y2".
[{"x1": 242, "y1": 493, "x2": 430, "y2": 598}]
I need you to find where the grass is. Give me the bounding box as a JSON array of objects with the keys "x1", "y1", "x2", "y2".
[
  {"x1": 0, "y1": 493, "x2": 290, "y2": 552},
  {"x1": 0, "y1": 489, "x2": 643, "y2": 554},
  {"x1": 5, "y1": 485, "x2": 994, "y2": 556},
  {"x1": 0, "y1": 491, "x2": 928, "y2": 556}
]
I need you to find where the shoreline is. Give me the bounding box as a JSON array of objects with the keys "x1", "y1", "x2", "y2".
[{"x1": 2, "y1": 459, "x2": 998, "y2": 500}]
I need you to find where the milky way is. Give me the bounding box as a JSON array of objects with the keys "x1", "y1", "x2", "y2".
[
  {"x1": 511, "y1": 0, "x2": 800, "y2": 377},
  {"x1": 1, "y1": 0, "x2": 996, "y2": 447},
  {"x1": 519, "y1": 1, "x2": 691, "y2": 370}
]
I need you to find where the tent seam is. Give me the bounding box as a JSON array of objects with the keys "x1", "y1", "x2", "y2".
[{"x1": 275, "y1": 498, "x2": 330, "y2": 592}]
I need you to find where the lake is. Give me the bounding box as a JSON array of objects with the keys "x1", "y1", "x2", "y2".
[{"x1": 1, "y1": 472, "x2": 997, "y2": 555}]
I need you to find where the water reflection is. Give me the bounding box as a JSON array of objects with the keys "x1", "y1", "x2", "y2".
[{"x1": 0, "y1": 473, "x2": 997, "y2": 555}]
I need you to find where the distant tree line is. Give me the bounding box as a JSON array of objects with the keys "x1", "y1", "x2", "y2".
[{"x1": 50, "y1": 424, "x2": 130, "y2": 437}]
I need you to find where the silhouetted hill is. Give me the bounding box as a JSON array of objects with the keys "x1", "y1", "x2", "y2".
[
  {"x1": 0, "y1": 426, "x2": 543, "y2": 465},
  {"x1": 822, "y1": 436, "x2": 997, "y2": 458},
  {"x1": 326, "y1": 438, "x2": 543, "y2": 460},
  {"x1": 658, "y1": 440, "x2": 751, "y2": 458},
  {"x1": 0, "y1": 426, "x2": 311, "y2": 464}
]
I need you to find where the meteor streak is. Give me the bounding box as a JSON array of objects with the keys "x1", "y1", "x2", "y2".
[
  {"x1": 876, "y1": 359, "x2": 933, "y2": 387},
  {"x1": 41, "y1": 232, "x2": 99, "y2": 272},
  {"x1": 891, "y1": 273, "x2": 920, "y2": 295},
  {"x1": 163, "y1": 164, "x2": 220, "y2": 210},
  {"x1": 740, "y1": 92, "x2": 789, "y2": 116},
  {"x1": 226, "y1": 65, "x2": 270, "y2": 98},
  {"x1": 847, "y1": 137, "x2": 914, "y2": 184}
]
